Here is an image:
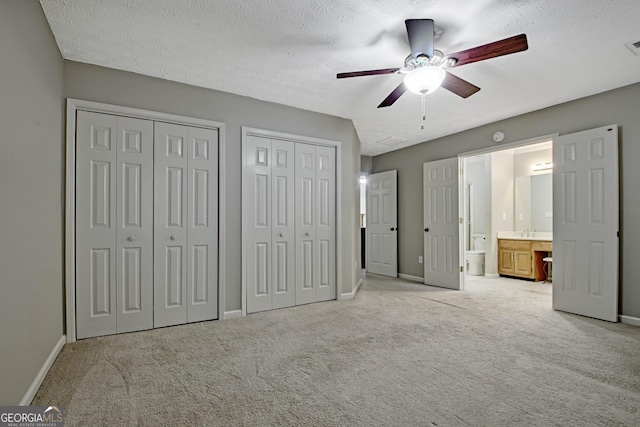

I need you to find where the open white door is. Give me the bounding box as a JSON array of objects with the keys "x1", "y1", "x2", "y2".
[
  {"x1": 423, "y1": 158, "x2": 461, "y2": 290},
  {"x1": 366, "y1": 170, "x2": 397, "y2": 277},
  {"x1": 552, "y1": 125, "x2": 619, "y2": 322}
]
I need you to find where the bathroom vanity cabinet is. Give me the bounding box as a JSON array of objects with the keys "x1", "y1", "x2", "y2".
[{"x1": 498, "y1": 238, "x2": 552, "y2": 280}]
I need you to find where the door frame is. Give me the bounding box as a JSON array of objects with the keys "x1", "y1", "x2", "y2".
[
  {"x1": 65, "y1": 98, "x2": 226, "y2": 343},
  {"x1": 241, "y1": 126, "x2": 343, "y2": 317},
  {"x1": 457, "y1": 133, "x2": 559, "y2": 290}
]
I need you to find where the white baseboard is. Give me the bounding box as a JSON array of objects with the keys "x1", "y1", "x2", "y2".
[
  {"x1": 223, "y1": 309, "x2": 243, "y2": 320},
  {"x1": 620, "y1": 315, "x2": 640, "y2": 327},
  {"x1": 20, "y1": 335, "x2": 66, "y2": 405},
  {"x1": 398, "y1": 273, "x2": 424, "y2": 283},
  {"x1": 485, "y1": 273, "x2": 500, "y2": 279},
  {"x1": 341, "y1": 279, "x2": 363, "y2": 300}
]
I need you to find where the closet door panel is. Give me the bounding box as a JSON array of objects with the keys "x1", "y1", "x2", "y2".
[
  {"x1": 271, "y1": 139, "x2": 295, "y2": 309},
  {"x1": 315, "y1": 146, "x2": 336, "y2": 301},
  {"x1": 116, "y1": 116, "x2": 154, "y2": 333},
  {"x1": 76, "y1": 111, "x2": 118, "y2": 339},
  {"x1": 246, "y1": 135, "x2": 273, "y2": 313},
  {"x1": 295, "y1": 143, "x2": 317, "y2": 305},
  {"x1": 186, "y1": 126, "x2": 218, "y2": 322},
  {"x1": 154, "y1": 122, "x2": 188, "y2": 327}
]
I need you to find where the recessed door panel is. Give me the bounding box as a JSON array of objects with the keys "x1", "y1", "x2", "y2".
[
  {"x1": 191, "y1": 245, "x2": 209, "y2": 304},
  {"x1": 91, "y1": 161, "x2": 111, "y2": 229},
  {"x1": 122, "y1": 247, "x2": 141, "y2": 312},
  {"x1": 165, "y1": 246, "x2": 183, "y2": 307},
  {"x1": 91, "y1": 248, "x2": 112, "y2": 316}
]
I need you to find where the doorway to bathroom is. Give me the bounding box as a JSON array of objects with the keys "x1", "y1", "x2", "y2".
[{"x1": 460, "y1": 135, "x2": 555, "y2": 290}]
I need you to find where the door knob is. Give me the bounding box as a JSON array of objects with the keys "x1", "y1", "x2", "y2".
[
  {"x1": 279, "y1": 233, "x2": 284, "y2": 237},
  {"x1": 390, "y1": 227, "x2": 395, "y2": 231},
  {"x1": 424, "y1": 228, "x2": 429, "y2": 232},
  {"x1": 127, "y1": 235, "x2": 135, "y2": 242},
  {"x1": 305, "y1": 232, "x2": 310, "y2": 237},
  {"x1": 170, "y1": 235, "x2": 177, "y2": 241}
]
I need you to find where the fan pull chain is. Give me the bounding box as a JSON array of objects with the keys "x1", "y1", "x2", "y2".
[{"x1": 421, "y1": 93, "x2": 427, "y2": 130}]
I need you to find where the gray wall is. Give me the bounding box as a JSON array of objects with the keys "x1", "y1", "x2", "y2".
[
  {"x1": 372, "y1": 82, "x2": 640, "y2": 318},
  {"x1": 0, "y1": 1, "x2": 64, "y2": 404},
  {"x1": 361, "y1": 155, "x2": 373, "y2": 174},
  {"x1": 64, "y1": 61, "x2": 361, "y2": 312}
]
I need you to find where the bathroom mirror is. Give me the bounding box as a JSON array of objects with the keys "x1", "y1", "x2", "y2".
[{"x1": 515, "y1": 173, "x2": 553, "y2": 232}]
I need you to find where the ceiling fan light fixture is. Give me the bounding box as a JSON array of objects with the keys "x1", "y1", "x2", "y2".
[{"x1": 403, "y1": 66, "x2": 446, "y2": 94}]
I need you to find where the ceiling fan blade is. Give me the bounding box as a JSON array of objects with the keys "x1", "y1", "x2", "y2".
[
  {"x1": 447, "y1": 34, "x2": 528, "y2": 67},
  {"x1": 441, "y1": 72, "x2": 480, "y2": 98},
  {"x1": 337, "y1": 68, "x2": 400, "y2": 79},
  {"x1": 378, "y1": 82, "x2": 407, "y2": 108},
  {"x1": 405, "y1": 19, "x2": 434, "y2": 59}
]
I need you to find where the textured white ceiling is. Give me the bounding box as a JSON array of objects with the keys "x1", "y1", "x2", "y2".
[{"x1": 40, "y1": 0, "x2": 640, "y2": 156}]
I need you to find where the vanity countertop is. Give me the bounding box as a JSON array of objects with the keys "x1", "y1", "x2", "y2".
[
  {"x1": 497, "y1": 232, "x2": 552, "y2": 241},
  {"x1": 499, "y1": 236, "x2": 552, "y2": 241}
]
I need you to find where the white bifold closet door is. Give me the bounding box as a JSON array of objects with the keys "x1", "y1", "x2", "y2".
[
  {"x1": 76, "y1": 111, "x2": 154, "y2": 339},
  {"x1": 245, "y1": 136, "x2": 296, "y2": 313},
  {"x1": 295, "y1": 143, "x2": 336, "y2": 305},
  {"x1": 154, "y1": 122, "x2": 218, "y2": 328},
  {"x1": 245, "y1": 137, "x2": 335, "y2": 313}
]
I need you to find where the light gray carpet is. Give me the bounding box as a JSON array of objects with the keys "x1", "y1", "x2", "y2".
[{"x1": 34, "y1": 274, "x2": 640, "y2": 426}]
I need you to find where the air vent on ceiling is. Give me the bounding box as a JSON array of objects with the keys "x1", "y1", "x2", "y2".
[
  {"x1": 625, "y1": 40, "x2": 640, "y2": 55},
  {"x1": 374, "y1": 136, "x2": 410, "y2": 146}
]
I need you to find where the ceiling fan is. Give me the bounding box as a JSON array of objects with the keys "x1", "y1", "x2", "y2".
[{"x1": 337, "y1": 19, "x2": 528, "y2": 108}]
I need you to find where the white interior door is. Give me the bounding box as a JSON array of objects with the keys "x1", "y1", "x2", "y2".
[
  {"x1": 115, "y1": 116, "x2": 154, "y2": 334},
  {"x1": 552, "y1": 125, "x2": 619, "y2": 322},
  {"x1": 154, "y1": 123, "x2": 189, "y2": 327},
  {"x1": 245, "y1": 136, "x2": 297, "y2": 313},
  {"x1": 366, "y1": 170, "x2": 398, "y2": 277},
  {"x1": 314, "y1": 145, "x2": 336, "y2": 302},
  {"x1": 185, "y1": 126, "x2": 218, "y2": 323},
  {"x1": 270, "y1": 139, "x2": 296, "y2": 309},
  {"x1": 295, "y1": 143, "x2": 319, "y2": 305},
  {"x1": 76, "y1": 111, "x2": 154, "y2": 339},
  {"x1": 245, "y1": 136, "x2": 273, "y2": 313},
  {"x1": 154, "y1": 122, "x2": 218, "y2": 327},
  {"x1": 423, "y1": 158, "x2": 461, "y2": 290}
]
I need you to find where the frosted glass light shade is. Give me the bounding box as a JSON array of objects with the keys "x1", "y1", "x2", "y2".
[{"x1": 403, "y1": 66, "x2": 446, "y2": 94}]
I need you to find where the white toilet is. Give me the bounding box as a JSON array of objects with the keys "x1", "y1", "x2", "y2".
[{"x1": 465, "y1": 234, "x2": 486, "y2": 275}]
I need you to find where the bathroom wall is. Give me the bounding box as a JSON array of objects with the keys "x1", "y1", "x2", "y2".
[
  {"x1": 464, "y1": 156, "x2": 489, "y2": 251},
  {"x1": 487, "y1": 151, "x2": 514, "y2": 275},
  {"x1": 513, "y1": 148, "x2": 552, "y2": 177}
]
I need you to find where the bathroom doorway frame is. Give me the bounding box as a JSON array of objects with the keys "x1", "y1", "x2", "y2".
[{"x1": 457, "y1": 133, "x2": 558, "y2": 290}]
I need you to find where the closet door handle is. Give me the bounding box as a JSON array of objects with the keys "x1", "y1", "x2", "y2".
[
  {"x1": 279, "y1": 233, "x2": 283, "y2": 238},
  {"x1": 127, "y1": 235, "x2": 136, "y2": 242},
  {"x1": 424, "y1": 228, "x2": 429, "y2": 232},
  {"x1": 170, "y1": 235, "x2": 177, "y2": 241},
  {"x1": 305, "y1": 232, "x2": 310, "y2": 237},
  {"x1": 390, "y1": 227, "x2": 395, "y2": 231}
]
